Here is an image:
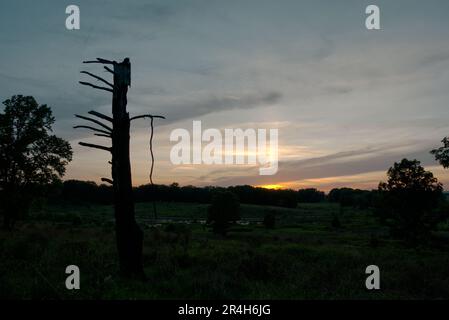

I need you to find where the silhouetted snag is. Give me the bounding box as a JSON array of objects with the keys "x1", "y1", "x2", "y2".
[
  {"x1": 75, "y1": 57, "x2": 165, "y2": 279},
  {"x1": 110, "y1": 58, "x2": 144, "y2": 279}
]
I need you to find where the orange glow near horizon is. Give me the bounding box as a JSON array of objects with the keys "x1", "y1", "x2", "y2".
[{"x1": 257, "y1": 184, "x2": 284, "y2": 190}]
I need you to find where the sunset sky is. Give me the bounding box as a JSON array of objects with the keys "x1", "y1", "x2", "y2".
[{"x1": 1, "y1": 0, "x2": 449, "y2": 191}]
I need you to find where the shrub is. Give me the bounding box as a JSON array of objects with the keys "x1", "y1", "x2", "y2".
[
  {"x1": 263, "y1": 211, "x2": 276, "y2": 229},
  {"x1": 207, "y1": 191, "x2": 240, "y2": 236},
  {"x1": 331, "y1": 214, "x2": 341, "y2": 229}
]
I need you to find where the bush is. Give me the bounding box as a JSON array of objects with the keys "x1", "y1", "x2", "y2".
[
  {"x1": 1, "y1": 191, "x2": 33, "y2": 229},
  {"x1": 263, "y1": 211, "x2": 276, "y2": 229},
  {"x1": 331, "y1": 214, "x2": 341, "y2": 229},
  {"x1": 278, "y1": 190, "x2": 298, "y2": 208},
  {"x1": 207, "y1": 191, "x2": 240, "y2": 236}
]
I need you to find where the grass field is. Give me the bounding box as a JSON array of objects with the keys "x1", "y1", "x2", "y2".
[{"x1": 1, "y1": 202, "x2": 449, "y2": 299}]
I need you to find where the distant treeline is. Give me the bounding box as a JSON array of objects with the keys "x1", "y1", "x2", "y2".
[{"x1": 53, "y1": 180, "x2": 382, "y2": 209}]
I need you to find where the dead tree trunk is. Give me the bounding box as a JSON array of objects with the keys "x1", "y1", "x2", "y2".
[
  {"x1": 111, "y1": 59, "x2": 144, "y2": 278},
  {"x1": 76, "y1": 58, "x2": 146, "y2": 278}
]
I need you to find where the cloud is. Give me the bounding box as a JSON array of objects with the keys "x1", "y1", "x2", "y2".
[
  {"x1": 419, "y1": 51, "x2": 449, "y2": 68},
  {"x1": 207, "y1": 143, "x2": 438, "y2": 187},
  {"x1": 131, "y1": 91, "x2": 282, "y2": 124},
  {"x1": 110, "y1": 2, "x2": 177, "y2": 22},
  {"x1": 0, "y1": 73, "x2": 52, "y2": 90},
  {"x1": 2, "y1": 0, "x2": 449, "y2": 190}
]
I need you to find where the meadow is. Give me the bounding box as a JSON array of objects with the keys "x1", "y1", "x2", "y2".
[{"x1": 1, "y1": 201, "x2": 449, "y2": 300}]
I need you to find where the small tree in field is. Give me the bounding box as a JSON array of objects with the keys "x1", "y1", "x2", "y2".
[
  {"x1": 431, "y1": 137, "x2": 449, "y2": 168},
  {"x1": 0, "y1": 95, "x2": 73, "y2": 229},
  {"x1": 263, "y1": 211, "x2": 276, "y2": 229},
  {"x1": 207, "y1": 191, "x2": 240, "y2": 236},
  {"x1": 377, "y1": 158, "x2": 444, "y2": 240}
]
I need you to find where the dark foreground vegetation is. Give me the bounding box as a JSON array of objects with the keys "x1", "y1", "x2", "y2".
[
  {"x1": 2, "y1": 94, "x2": 449, "y2": 299},
  {"x1": 1, "y1": 158, "x2": 449, "y2": 299},
  {"x1": 2, "y1": 156, "x2": 449, "y2": 299},
  {"x1": 1, "y1": 201, "x2": 449, "y2": 299}
]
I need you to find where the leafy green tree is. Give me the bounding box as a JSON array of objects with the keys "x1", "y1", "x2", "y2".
[
  {"x1": 207, "y1": 191, "x2": 240, "y2": 236},
  {"x1": 328, "y1": 187, "x2": 372, "y2": 208},
  {"x1": 0, "y1": 95, "x2": 72, "y2": 228},
  {"x1": 431, "y1": 137, "x2": 449, "y2": 168},
  {"x1": 377, "y1": 158, "x2": 444, "y2": 240},
  {"x1": 297, "y1": 188, "x2": 325, "y2": 203}
]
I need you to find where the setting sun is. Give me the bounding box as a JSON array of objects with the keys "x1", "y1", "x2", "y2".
[{"x1": 257, "y1": 184, "x2": 283, "y2": 190}]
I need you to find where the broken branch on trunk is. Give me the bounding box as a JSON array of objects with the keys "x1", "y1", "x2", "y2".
[
  {"x1": 83, "y1": 58, "x2": 116, "y2": 65},
  {"x1": 78, "y1": 142, "x2": 111, "y2": 153},
  {"x1": 80, "y1": 71, "x2": 114, "y2": 88},
  {"x1": 130, "y1": 114, "x2": 166, "y2": 121},
  {"x1": 104, "y1": 66, "x2": 116, "y2": 75},
  {"x1": 88, "y1": 110, "x2": 113, "y2": 122},
  {"x1": 73, "y1": 125, "x2": 111, "y2": 136},
  {"x1": 101, "y1": 178, "x2": 113, "y2": 185},
  {"x1": 79, "y1": 81, "x2": 113, "y2": 93},
  {"x1": 75, "y1": 114, "x2": 112, "y2": 132},
  {"x1": 94, "y1": 133, "x2": 112, "y2": 138}
]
